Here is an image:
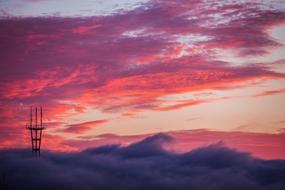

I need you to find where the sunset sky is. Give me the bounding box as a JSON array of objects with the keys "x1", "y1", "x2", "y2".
[{"x1": 0, "y1": 0, "x2": 285, "y2": 159}]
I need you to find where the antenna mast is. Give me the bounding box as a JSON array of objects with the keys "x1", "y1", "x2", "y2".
[{"x1": 26, "y1": 106, "x2": 45, "y2": 157}]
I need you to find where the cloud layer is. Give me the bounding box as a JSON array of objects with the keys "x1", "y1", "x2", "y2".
[{"x1": 1, "y1": 134, "x2": 285, "y2": 190}]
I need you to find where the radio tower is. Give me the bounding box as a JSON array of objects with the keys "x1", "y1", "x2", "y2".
[{"x1": 26, "y1": 106, "x2": 45, "y2": 157}]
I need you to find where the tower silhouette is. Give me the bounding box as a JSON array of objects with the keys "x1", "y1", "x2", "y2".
[{"x1": 26, "y1": 106, "x2": 45, "y2": 157}]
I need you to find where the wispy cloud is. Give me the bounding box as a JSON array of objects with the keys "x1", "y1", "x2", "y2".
[{"x1": 253, "y1": 88, "x2": 285, "y2": 97}]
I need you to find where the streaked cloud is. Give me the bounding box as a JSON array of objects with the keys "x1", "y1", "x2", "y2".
[{"x1": 62, "y1": 119, "x2": 110, "y2": 133}]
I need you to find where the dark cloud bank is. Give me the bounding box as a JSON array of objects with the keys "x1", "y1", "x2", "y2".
[{"x1": 1, "y1": 134, "x2": 285, "y2": 190}]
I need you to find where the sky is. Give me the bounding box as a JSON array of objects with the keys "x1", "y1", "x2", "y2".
[{"x1": 0, "y1": 0, "x2": 285, "y2": 159}]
